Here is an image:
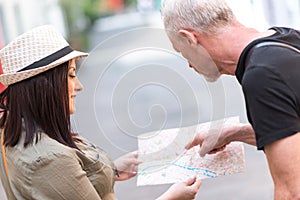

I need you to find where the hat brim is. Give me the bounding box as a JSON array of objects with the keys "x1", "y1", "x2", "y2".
[{"x1": 0, "y1": 50, "x2": 88, "y2": 86}]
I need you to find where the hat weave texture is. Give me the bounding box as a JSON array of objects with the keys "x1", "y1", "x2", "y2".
[{"x1": 0, "y1": 25, "x2": 88, "y2": 85}]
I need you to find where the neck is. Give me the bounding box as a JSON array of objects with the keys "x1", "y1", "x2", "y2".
[{"x1": 198, "y1": 21, "x2": 275, "y2": 75}]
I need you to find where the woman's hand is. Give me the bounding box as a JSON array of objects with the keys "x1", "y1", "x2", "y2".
[
  {"x1": 157, "y1": 176, "x2": 201, "y2": 200},
  {"x1": 114, "y1": 151, "x2": 142, "y2": 181}
]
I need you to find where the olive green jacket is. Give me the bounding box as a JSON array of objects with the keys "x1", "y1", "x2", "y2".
[{"x1": 0, "y1": 131, "x2": 117, "y2": 200}]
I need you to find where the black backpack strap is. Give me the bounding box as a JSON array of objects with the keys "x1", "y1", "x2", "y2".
[
  {"x1": 255, "y1": 41, "x2": 300, "y2": 54},
  {"x1": 245, "y1": 41, "x2": 300, "y2": 66}
]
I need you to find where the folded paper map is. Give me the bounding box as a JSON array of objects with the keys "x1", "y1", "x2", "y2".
[{"x1": 137, "y1": 116, "x2": 245, "y2": 186}]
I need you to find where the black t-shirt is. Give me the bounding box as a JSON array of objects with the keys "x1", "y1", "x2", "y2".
[{"x1": 236, "y1": 27, "x2": 300, "y2": 150}]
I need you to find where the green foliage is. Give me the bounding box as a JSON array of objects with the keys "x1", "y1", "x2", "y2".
[
  {"x1": 59, "y1": 0, "x2": 91, "y2": 50},
  {"x1": 59, "y1": 0, "x2": 139, "y2": 49},
  {"x1": 124, "y1": 0, "x2": 137, "y2": 7},
  {"x1": 82, "y1": 0, "x2": 102, "y2": 25}
]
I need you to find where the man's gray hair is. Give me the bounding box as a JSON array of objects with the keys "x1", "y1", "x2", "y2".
[{"x1": 161, "y1": 0, "x2": 235, "y2": 34}]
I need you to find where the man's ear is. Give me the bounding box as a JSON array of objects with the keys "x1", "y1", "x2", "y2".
[{"x1": 178, "y1": 29, "x2": 198, "y2": 45}]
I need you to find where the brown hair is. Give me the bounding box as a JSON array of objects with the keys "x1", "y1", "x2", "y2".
[{"x1": 0, "y1": 62, "x2": 78, "y2": 149}]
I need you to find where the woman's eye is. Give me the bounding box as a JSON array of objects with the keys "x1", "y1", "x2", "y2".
[{"x1": 69, "y1": 74, "x2": 76, "y2": 78}]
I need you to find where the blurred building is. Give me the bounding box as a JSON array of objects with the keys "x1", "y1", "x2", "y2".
[
  {"x1": 137, "y1": 0, "x2": 162, "y2": 13},
  {"x1": 0, "y1": 13, "x2": 7, "y2": 91},
  {"x1": 226, "y1": 0, "x2": 300, "y2": 30},
  {"x1": 108, "y1": 0, "x2": 124, "y2": 11},
  {"x1": 0, "y1": 0, "x2": 67, "y2": 93},
  {"x1": 0, "y1": 21, "x2": 4, "y2": 47},
  {"x1": 262, "y1": 0, "x2": 300, "y2": 28},
  {"x1": 0, "y1": 0, "x2": 67, "y2": 44}
]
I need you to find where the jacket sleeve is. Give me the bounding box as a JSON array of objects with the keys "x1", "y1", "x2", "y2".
[{"x1": 30, "y1": 152, "x2": 102, "y2": 200}]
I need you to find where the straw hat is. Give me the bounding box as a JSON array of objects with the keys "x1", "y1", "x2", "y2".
[{"x1": 0, "y1": 25, "x2": 88, "y2": 86}]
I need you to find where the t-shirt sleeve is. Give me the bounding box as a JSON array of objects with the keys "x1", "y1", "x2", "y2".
[
  {"x1": 30, "y1": 153, "x2": 102, "y2": 200},
  {"x1": 242, "y1": 66, "x2": 300, "y2": 150}
]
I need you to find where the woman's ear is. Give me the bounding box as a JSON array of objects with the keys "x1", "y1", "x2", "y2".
[{"x1": 178, "y1": 29, "x2": 198, "y2": 45}]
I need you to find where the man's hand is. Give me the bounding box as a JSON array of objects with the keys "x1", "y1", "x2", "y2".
[{"x1": 185, "y1": 123, "x2": 255, "y2": 157}]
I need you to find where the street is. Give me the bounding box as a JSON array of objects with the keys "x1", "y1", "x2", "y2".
[
  {"x1": 71, "y1": 20, "x2": 274, "y2": 199},
  {"x1": 0, "y1": 13, "x2": 274, "y2": 200},
  {"x1": 2, "y1": 0, "x2": 300, "y2": 198}
]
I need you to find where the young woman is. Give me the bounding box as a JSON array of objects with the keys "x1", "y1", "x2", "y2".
[{"x1": 0, "y1": 25, "x2": 201, "y2": 200}]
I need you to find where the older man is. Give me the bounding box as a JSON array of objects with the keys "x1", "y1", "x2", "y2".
[{"x1": 161, "y1": 0, "x2": 300, "y2": 199}]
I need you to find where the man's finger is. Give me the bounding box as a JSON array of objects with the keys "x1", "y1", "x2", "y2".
[
  {"x1": 185, "y1": 135, "x2": 203, "y2": 150},
  {"x1": 208, "y1": 145, "x2": 227, "y2": 154},
  {"x1": 199, "y1": 141, "x2": 213, "y2": 157}
]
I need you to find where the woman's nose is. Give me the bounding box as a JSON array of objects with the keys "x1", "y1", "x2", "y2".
[{"x1": 75, "y1": 78, "x2": 83, "y2": 92}]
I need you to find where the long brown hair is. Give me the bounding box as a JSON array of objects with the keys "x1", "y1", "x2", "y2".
[{"x1": 0, "y1": 62, "x2": 78, "y2": 149}]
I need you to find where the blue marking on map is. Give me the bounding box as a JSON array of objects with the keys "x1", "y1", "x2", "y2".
[{"x1": 139, "y1": 163, "x2": 217, "y2": 178}]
